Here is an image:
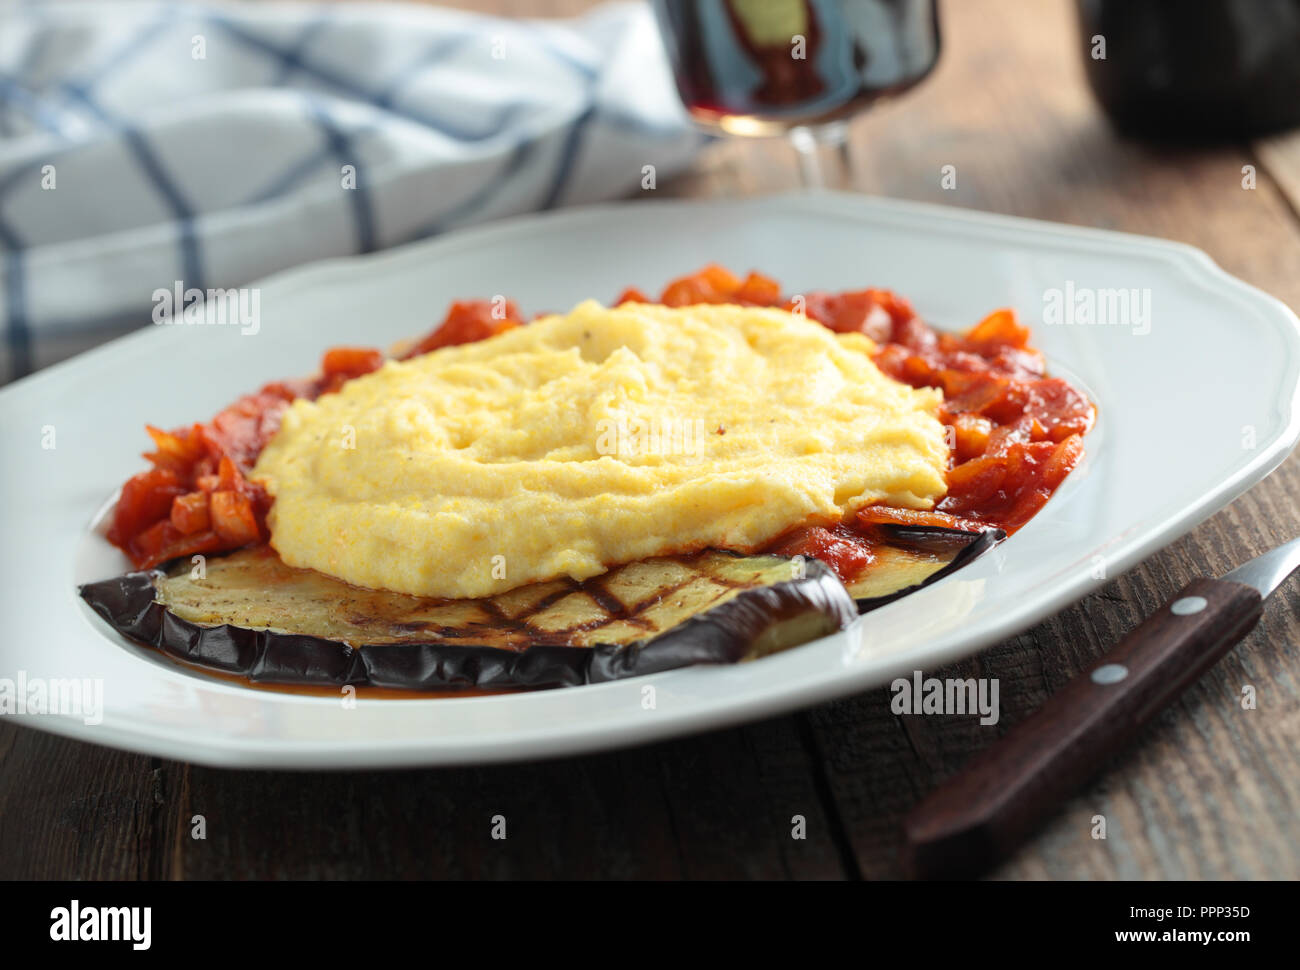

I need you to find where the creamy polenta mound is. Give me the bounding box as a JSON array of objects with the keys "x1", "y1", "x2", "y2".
[{"x1": 251, "y1": 300, "x2": 949, "y2": 599}]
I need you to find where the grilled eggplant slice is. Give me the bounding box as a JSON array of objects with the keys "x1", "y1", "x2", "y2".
[
  {"x1": 847, "y1": 525, "x2": 1004, "y2": 608},
  {"x1": 79, "y1": 545, "x2": 859, "y2": 690},
  {"x1": 78, "y1": 524, "x2": 1001, "y2": 692}
]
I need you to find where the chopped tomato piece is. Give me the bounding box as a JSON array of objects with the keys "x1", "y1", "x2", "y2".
[
  {"x1": 630, "y1": 265, "x2": 783, "y2": 309},
  {"x1": 126, "y1": 519, "x2": 225, "y2": 570},
  {"x1": 1020, "y1": 377, "x2": 1095, "y2": 441},
  {"x1": 768, "y1": 525, "x2": 875, "y2": 583},
  {"x1": 215, "y1": 456, "x2": 242, "y2": 493},
  {"x1": 322, "y1": 346, "x2": 384, "y2": 379},
  {"x1": 108, "y1": 385, "x2": 297, "y2": 564},
  {"x1": 965, "y1": 308, "x2": 1031, "y2": 349},
  {"x1": 106, "y1": 468, "x2": 185, "y2": 550},
  {"x1": 209, "y1": 490, "x2": 261, "y2": 545},
  {"x1": 949, "y1": 413, "x2": 993, "y2": 463},
  {"x1": 943, "y1": 447, "x2": 1031, "y2": 513},
  {"x1": 855, "y1": 505, "x2": 992, "y2": 534},
  {"x1": 733, "y1": 271, "x2": 782, "y2": 306},
  {"x1": 206, "y1": 386, "x2": 300, "y2": 471},
  {"x1": 616, "y1": 287, "x2": 650, "y2": 305},
  {"x1": 403, "y1": 300, "x2": 523, "y2": 358},
  {"x1": 940, "y1": 371, "x2": 1012, "y2": 414},
  {"x1": 143, "y1": 424, "x2": 207, "y2": 473},
  {"x1": 160, "y1": 529, "x2": 224, "y2": 563},
  {"x1": 659, "y1": 264, "x2": 742, "y2": 306},
  {"x1": 127, "y1": 519, "x2": 173, "y2": 567},
  {"x1": 937, "y1": 435, "x2": 1086, "y2": 533},
  {"x1": 984, "y1": 345, "x2": 1047, "y2": 380},
  {"x1": 170, "y1": 491, "x2": 211, "y2": 535},
  {"x1": 796, "y1": 290, "x2": 892, "y2": 339},
  {"x1": 797, "y1": 288, "x2": 917, "y2": 341},
  {"x1": 873, "y1": 342, "x2": 937, "y2": 387}
]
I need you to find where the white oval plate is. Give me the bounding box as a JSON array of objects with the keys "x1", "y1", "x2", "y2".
[{"x1": 2, "y1": 192, "x2": 1298, "y2": 768}]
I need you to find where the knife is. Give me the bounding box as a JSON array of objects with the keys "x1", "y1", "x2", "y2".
[{"x1": 900, "y1": 537, "x2": 1300, "y2": 879}]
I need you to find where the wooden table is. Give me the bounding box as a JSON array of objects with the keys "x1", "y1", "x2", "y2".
[{"x1": 3, "y1": 0, "x2": 1299, "y2": 880}]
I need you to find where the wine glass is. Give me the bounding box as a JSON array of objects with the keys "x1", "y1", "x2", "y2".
[{"x1": 651, "y1": 0, "x2": 942, "y2": 189}]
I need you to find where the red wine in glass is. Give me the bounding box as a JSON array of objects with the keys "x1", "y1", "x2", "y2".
[{"x1": 651, "y1": 0, "x2": 941, "y2": 186}]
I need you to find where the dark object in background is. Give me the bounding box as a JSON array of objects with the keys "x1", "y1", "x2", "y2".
[
  {"x1": 652, "y1": 0, "x2": 940, "y2": 135},
  {"x1": 1077, "y1": 0, "x2": 1300, "y2": 139}
]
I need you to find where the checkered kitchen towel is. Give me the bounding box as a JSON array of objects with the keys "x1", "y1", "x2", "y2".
[{"x1": 0, "y1": 0, "x2": 702, "y2": 383}]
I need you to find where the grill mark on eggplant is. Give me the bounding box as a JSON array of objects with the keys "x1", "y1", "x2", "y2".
[
  {"x1": 521, "y1": 580, "x2": 585, "y2": 617},
  {"x1": 508, "y1": 561, "x2": 747, "y2": 638},
  {"x1": 583, "y1": 577, "x2": 632, "y2": 618},
  {"x1": 595, "y1": 572, "x2": 694, "y2": 617},
  {"x1": 476, "y1": 597, "x2": 511, "y2": 622}
]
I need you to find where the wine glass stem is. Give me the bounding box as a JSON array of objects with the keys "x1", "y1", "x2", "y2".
[{"x1": 789, "y1": 122, "x2": 854, "y2": 190}]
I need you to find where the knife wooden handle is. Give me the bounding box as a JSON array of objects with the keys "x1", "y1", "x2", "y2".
[{"x1": 900, "y1": 577, "x2": 1263, "y2": 879}]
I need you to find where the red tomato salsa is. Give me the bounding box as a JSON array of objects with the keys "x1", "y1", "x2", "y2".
[{"x1": 107, "y1": 266, "x2": 1093, "y2": 576}]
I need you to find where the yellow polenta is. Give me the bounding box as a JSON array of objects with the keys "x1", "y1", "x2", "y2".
[{"x1": 251, "y1": 300, "x2": 949, "y2": 599}]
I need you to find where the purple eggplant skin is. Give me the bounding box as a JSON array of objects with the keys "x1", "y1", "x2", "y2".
[
  {"x1": 855, "y1": 525, "x2": 1005, "y2": 612},
  {"x1": 77, "y1": 558, "x2": 860, "y2": 692}
]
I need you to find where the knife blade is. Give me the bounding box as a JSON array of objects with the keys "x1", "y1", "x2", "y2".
[{"x1": 900, "y1": 537, "x2": 1300, "y2": 879}]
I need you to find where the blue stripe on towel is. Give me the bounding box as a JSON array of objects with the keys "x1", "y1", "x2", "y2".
[
  {"x1": 272, "y1": 9, "x2": 336, "y2": 86},
  {"x1": 60, "y1": 84, "x2": 203, "y2": 290},
  {"x1": 372, "y1": 32, "x2": 476, "y2": 108},
  {"x1": 306, "y1": 97, "x2": 376, "y2": 253},
  {"x1": 0, "y1": 73, "x2": 68, "y2": 136},
  {"x1": 77, "y1": 11, "x2": 178, "y2": 86},
  {"x1": 402, "y1": 137, "x2": 536, "y2": 242},
  {"x1": 209, "y1": 13, "x2": 519, "y2": 144},
  {"x1": 540, "y1": 102, "x2": 596, "y2": 210}
]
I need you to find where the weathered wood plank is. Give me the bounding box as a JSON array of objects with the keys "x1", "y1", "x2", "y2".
[
  {"x1": 0, "y1": 715, "x2": 847, "y2": 879},
  {"x1": 0, "y1": 722, "x2": 186, "y2": 879}
]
